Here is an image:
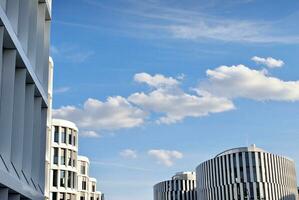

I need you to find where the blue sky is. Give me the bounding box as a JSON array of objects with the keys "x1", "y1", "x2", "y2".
[{"x1": 51, "y1": 1, "x2": 299, "y2": 200}]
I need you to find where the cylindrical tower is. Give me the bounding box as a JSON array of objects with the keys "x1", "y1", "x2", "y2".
[
  {"x1": 50, "y1": 119, "x2": 79, "y2": 200},
  {"x1": 196, "y1": 145, "x2": 298, "y2": 200},
  {"x1": 153, "y1": 172, "x2": 197, "y2": 200}
]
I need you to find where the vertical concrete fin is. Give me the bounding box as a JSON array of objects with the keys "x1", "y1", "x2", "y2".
[{"x1": 0, "y1": 49, "x2": 17, "y2": 162}]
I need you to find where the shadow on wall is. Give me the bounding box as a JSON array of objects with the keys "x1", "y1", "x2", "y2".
[{"x1": 280, "y1": 194, "x2": 297, "y2": 200}]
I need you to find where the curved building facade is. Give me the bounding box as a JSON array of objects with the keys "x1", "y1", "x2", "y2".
[
  {"x1": 154, "y1": 172, "x2": 197, "y2": 200},
  {"x1": 196, "y1": 145, "x2": 298, "y2": 200},
  {"x1": 50, "y1": 119, "x2": 79, "y2": 200}
]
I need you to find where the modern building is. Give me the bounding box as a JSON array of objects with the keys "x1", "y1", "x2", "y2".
[
  {"x1": 196, "y1": 145, "x2": 298, "y2": 200},
  {"x1": 49, "y1": 119, "x2": 79, "y2": 200},
  {"x1": 0, "y1": 0, "x2": 52, "y2": 200},
  {"x1": 45, "y1": 57, "x2": 54, "y2": 200},
  {"x1": 49, "y1": 119, "x2": 104, "y2": 200},
  {"x1": 77, "y1": 156, "x2": 104, "y2": 200},
  {"x1": 154, "y1": 172, "x2": 197, "y2": 200}
]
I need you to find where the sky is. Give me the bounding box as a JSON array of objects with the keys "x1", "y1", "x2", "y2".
[{"x1": 51, "y1": 1, "x2": 299, "y2": 200}]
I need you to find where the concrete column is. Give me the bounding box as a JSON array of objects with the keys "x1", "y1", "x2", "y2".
[
  {"x1": 27, "y1": 0, "x2": 38, "y2": 69},
  {"x1": 22, "y1": 84, "x2": 35, "y2": 181},
  {"x1": 43, "y1": 20, "x2": 51, "y2": 91},
  {"x1": 0, "y1": 188, "x2": 8, "y2": 200},
  {"x1": 38, "y1": 107, "x2": 47, "y2": 192},
  {"x1": 31, "y1": 96, "x2": 42, "y2": 187},
  {"x1": 11, "y1": 68, "x2": 26, "y2": 178},
  {"x1": 18, "y1": 0, "x2": 30, "y2": 54},
  {"x1": 35, "y1": 2, "x2": 46, "y2": 82},
  {"x1": 5, "y1": 0, "x2": 20, "y2": 34},
  {"x1": 0, "y1": 49, "x2": 17, "y2": 163}
]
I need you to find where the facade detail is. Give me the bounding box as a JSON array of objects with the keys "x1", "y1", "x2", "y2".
[
  {"x1": 196, "y1": 145, "x2": 298, "y2": 200},
  {"x1": 78, "y1": 156, "x2": 104, "y2": 200},
  {"x1": 49, "y1": 119, "x2": 104, "y2": 200},
  {"x1": 154, "y1": 172, "x2": 197, "y2": 200},
  {"x1": 50, "y1": 119, "x2": 79, "y2": 200},
  {"x1": 0, "y1": 0, "x2": 52, "y2": 200}
]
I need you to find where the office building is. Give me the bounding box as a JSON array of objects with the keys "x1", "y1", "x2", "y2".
[
  {"x1": 77, "y1": 156, "x2": 104, "y2": 200},
  {"x1": 196, "y1": 145, "x2": 298, "y2": 200},
  {"x1": 49, "y1": 119, "x2": 104, "y2": 200},
  {"x1": 0, "y1": 0, "x2": 52, "y2": 199},
  {"x1": 154, "y1": 172, "x2": 197, "y2": 200}
]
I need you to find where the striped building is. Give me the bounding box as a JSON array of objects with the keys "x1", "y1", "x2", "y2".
[
  {"x1": 154, "y1": 172, "x2": 197, "y2": 200},
  {"x1": 196, "y1": 145, "x2": 298, "y2": 200}
]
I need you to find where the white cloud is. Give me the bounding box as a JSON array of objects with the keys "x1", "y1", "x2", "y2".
[
  {"x1": 200, "y1": 65, "x2": 299, "y2": 101},
  {"x1": 148, "y1": 149, "x2": 183, "y2": 167},
  {"x1": 129, "y1": 73, "x2": 234, "y2": 124},
  {"x1": 134, "y1": 73, "x2": 179, "y2": 88},
  {"x1": 129, "y1": 89, "x2": 234, "y2": 124},
  {"x1": 54, "y1": 86, "x2": 70, "y2": 94},
  {"x1": 120, "y1": 149, "x2": 138, "y2": 159},
  {"x1": 80, "y1": 130, "x2": 101, "y2": 138},
  {"x1": 53, "y1": 96, "x2": 147, "y2": 132},
  {"x1": 252, "y1": 56, "x2": 284, "y2": 68}
]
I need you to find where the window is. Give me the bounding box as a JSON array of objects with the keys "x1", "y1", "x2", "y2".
[
  {"x1": 53, "y1": 170, "x2": 58, "y2": 187},
  {"x1": 68, "y1": 150, "x2": 72, "y2": 166},
  {"x1": 60, "y1": 170, "x2": 66, "y2": 187},
  {"x1": 80, "y1": 197, "x2": 85, "y2": 200},
  {"x1": 68, "y1": 132, "x2": 72, "y2": 145},
  {"x1": 61, "y1": 149, "x2": 66, "y2": 165},
  {"x1": 53, "y1": 148, "x2": 59, "y2": 164},
  {"x1": 54, "y1": 126, "x2": 59, "y2": 143},
  {"x1": 52, "y1": 192, "x2": 57, "y2": 200},
  {"x1": 91, "y1": 197, "x2": 94, "y2": 200},
  {"x1": 67, "y1": 171, "x2": 72, "y2": 188},
  {"x1": 92, "y1": 184, "x2": 95, "y2": 192},
  {"x1": 82, "y1": 177, "x2": 87, "y2": 190},
  {"x1": 72, "y1": 172, "x2": 76, "y2": 189},
  {"x1": 81, "y1": 164, "x2": 86, "y2": 175},
  {"x1": 61, "y1": 127, "x2": 67, "y2": 143},
  {"x1": 73, "y1": 135, "x2": 76, "y2": 146}
]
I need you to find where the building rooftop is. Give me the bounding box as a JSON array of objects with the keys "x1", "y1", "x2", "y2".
[{"x1": 215, "y1": 144, "x2": 266, "y2": 158}]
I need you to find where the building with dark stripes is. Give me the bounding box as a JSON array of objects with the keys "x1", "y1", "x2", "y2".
[
  {"x1": 196, "y1": 145, "x2": 298, "y2": 200},
  {"x1": 154, "y1": 172, "x2": 197, "y2": 200}
]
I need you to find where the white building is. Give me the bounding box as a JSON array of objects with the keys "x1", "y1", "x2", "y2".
[
  {"x1": 77, "y1": 156, "x2": 104, "y2": 200},
  {"x1": 196, "y1": 145, "x2": 298, "y2": 200},
  {"x1": 154, "y1": 172, "x2": 197, "y2": 200},
  {"x1": 0, "y1": 1, "x2": 52, "y2": 199},
  {"x1": 48, "y1": 119, "x2": 104, "y2": 200}
]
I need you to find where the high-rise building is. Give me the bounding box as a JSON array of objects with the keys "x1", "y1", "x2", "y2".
[
  {"x1": 154, "y1": 172, "x2": 197, "y2": 200},
  {"x1": 48, "y1": 119, "x2": 104, "y2": 200},
  {"x1": 196, "y1": 145, "x2": 298, "y2": 200},
  {"x1": 0, "y1": 1, "x2": 52, "y2": 199}
]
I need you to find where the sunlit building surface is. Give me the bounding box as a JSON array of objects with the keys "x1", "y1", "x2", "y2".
[
  {"x1": 196, "y1": 145, "x2": 298, "y2": 200},
  {"x1": 154, "y1": 172, "x2": 197, "y2": 200},
  {"x1": 0, "y1": 0, "x2": 51, "y2": 199},
  {"x1": 49, "y1": 119, "x2": 104, "y2": 200}
]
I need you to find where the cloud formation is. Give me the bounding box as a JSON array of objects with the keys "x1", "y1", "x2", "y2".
[
  {"x1": 54, "y1": 61, "x2": 299, "y2": 134},
  {"x1": 148, "y1": 149, "x2": 183, "y2": 167},
  {"x1": 201, "y1": 65, "x2": 299, "y2": 101},
  {"x1": 252, "y1": 56, "x2": 284, "y2": 68},
  {"x1": 53, "y1": 96, "x2": 147, "y2": 132},
  {"x1": 129, "y1": 88, "x2": 234, "y2": 124},
  {"x1": 134, "y1": 72, "x2": 179, "y2": 88},
  {"x1": 120, "y1": 149, "x2": 138, "y2": 159},
  {"x1": 80, "y1": 130, "x2": 101, "y2": 138}
]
